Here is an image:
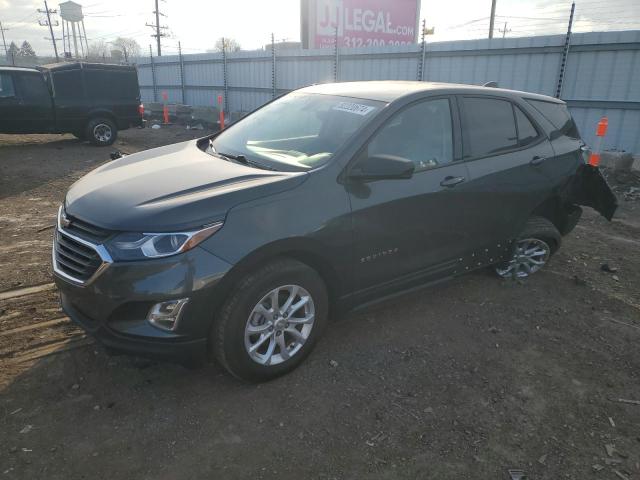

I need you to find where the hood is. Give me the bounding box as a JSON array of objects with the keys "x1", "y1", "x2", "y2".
[{"x1": 64, "y1": 140, "x2": 307, "y2": 232}]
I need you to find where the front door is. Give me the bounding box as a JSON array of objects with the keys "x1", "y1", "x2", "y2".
[
  {"x1": 0, "y1": 71, "x2": 21, "y2": 133},
  {"x1": 347, "y1": 97, "x2": 472, "y2": 295},
  {"x1": 14, "y1": 71, "x2": 54, "y2": 133}
]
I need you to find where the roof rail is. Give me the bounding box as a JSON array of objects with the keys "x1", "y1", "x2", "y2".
[{"x1": 483, "y1": 81, "x2": 499, "y2": 88}]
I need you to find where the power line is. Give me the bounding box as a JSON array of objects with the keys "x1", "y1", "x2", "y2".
[
  {"x1": 4, "y1": 10, "x2": 39, "y2": 27},
  {"x1": 445, "y1": 17, "x2": 489, "y2": 30},
  {"x1": 145, "y1": 0, "x2": 168, "y2": 56},
  {"x1": 495, "y1": 15, "x2": 566, "y2": 21}
]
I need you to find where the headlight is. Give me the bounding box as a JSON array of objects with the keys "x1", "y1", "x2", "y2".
[{"x1": 107, "y1": 222, "x2": 223, "y2": 261}]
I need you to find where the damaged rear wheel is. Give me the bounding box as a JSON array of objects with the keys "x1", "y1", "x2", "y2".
[{"x1": 496, "y1": 216, "x2": 560, "y2": 279}]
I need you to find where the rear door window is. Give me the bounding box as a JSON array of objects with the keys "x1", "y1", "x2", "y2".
[
  {"x1": 526, "y1": 99, "x2": 580, "y2": 139},
  {"x1": 461, "y1": 97, "x2": 518, "y2": 158},
  {"x1": 0, "y1": 73, "x2": 16, "y2": 98},
  {"x1": 52, "y1": 70, "x2": 84, "y2": 100},
  {"x1": 368, "y1": 98, "x2": 454, "y2": 172}
]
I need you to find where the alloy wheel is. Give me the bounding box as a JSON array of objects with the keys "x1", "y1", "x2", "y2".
[
  {"x1": 244, "y1": 285, "x2": 315, "y2": 366},
  {"x1": 496, "y1": 238, "x2": 551, "y2": 278},
  {"x1": 93, "y1": 123, "x2": 112, "y2": 143}
]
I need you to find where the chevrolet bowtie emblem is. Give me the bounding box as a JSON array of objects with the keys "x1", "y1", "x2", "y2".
[{"x1": 61, "y1": 213, "x2": 72, "y2": 228}]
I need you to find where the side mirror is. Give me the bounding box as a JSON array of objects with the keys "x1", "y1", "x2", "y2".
[{"x1": 348, "y1": 154, "x2": 415, "y2": 182}]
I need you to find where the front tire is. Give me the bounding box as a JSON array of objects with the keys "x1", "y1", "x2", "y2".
[
  {"x1": 86, "y1": 117, "x2": 117, "y2": 146},
  {"x1": 212, "y1": 258, "x2": 328, "y2": 382},
  {"x1": 495, "y1": 216, "x2": 561, "y2": 278}
]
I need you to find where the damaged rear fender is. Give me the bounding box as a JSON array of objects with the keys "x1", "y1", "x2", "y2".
[{"x1": 563, "y1": 164, "x2": 618, "y2": 221}]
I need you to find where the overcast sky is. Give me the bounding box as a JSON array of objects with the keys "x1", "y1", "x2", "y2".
[{"x1": 1, "y1": 0, "x2": 639, "y2": 57}]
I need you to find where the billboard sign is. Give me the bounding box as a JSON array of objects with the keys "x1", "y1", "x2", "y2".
[{"x1": 302, "y1": 0, "x2": 420, "y2": 49}]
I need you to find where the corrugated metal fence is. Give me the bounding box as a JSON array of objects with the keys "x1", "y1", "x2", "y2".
[{"x1": 136, "y1": 30, "x2": 640, "y2": 153}]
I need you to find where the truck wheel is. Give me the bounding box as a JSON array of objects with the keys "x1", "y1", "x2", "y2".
[
  {"x1": 495, "y1": 216, "x2": 561, "y2": 279},
  {"x1": 212, "y1": 258, "x2": 328, "y2": 382},
  {"x1": 86, "y1": 117, "x2": 117, "y2": 146}
]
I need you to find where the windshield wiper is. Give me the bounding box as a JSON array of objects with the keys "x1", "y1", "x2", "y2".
[
  {"x1": 216, "y1": 151, "x2": 275, "y2": 171},
  {"x1": 205, "y1": 139, "x2": 275, "y2": 171}
]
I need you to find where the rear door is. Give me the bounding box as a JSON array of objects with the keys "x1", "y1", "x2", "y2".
[
  {"x1": 0, "y1": 71, "x2": 21, "y2": 133},
  {"x1": 13, "y1": 71, "x2": 54, "y2": 133},
  {"x1": 51, "y1": 68, "x2": 87, "y2": 132},
  {"x1": 525, "y1": 99, "x2": 617, "y2": 220},
  {"x1": 458, "y1": 95, "x2": 556, "y2": 247},
  {"x1": 348, "y1": 96, "x2": 472, "y2": 295}
]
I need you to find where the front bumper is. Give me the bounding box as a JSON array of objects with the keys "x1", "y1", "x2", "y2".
[{"x1": 54, "y1": 244, "x2": 233, "y2": 364}]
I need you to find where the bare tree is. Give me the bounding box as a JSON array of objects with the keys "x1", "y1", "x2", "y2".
[
  {"x1": 112, "y1": 37, "x2": 141, "y2": 63},
  {"x1": 212, "y1": 37, "x2": 241, "y2": 52},
  {"x1": 87, "y1": 40, "x2": 109, "y2": 61}
]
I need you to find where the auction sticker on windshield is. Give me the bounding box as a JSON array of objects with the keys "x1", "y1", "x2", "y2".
[{"x1": 333, "y1": 102, "x2": 376, "y2": 116}]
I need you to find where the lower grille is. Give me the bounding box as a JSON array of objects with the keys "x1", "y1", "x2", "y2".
[{"x1": 54, "y1": 230, "x2": 103, "y2": 282}]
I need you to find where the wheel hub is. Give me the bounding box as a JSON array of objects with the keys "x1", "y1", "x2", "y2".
[
  {"x1": 496, "y1": 238, "x2": 551, "y2": 278},
  {"x1": 244, "y1": 284, "x2": 316, "y2": 366}
]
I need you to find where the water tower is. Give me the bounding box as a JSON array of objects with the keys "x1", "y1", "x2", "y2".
[{"x1": 59, "y1": 1, "x2": 89, "y2": 58}]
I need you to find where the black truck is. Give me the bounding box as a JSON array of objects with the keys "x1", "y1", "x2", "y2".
[{"x1": 0, "y1": 62, "x2": 143, "y2": 146}]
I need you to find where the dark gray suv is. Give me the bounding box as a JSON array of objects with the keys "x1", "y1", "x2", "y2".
[{"x1": 53, "y1": 81, "x2": 616, "y2": 381}]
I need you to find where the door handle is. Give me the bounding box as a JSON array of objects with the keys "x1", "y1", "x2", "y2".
[
  {"x1": 530, "y1": 156, "x2": 546, "y2": 166},
  {"x1": 440, "y1": 176, "x2": 465, "y2": 187}
]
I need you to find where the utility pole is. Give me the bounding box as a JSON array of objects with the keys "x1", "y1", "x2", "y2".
[
  {"x1": 418, "y1": 18, "x2": 426, "y2": 81},
  {"x1": 149, "y1": 44, "x2": 158, "y2": 101},
  {"x1": 146, "y1": 0, "x2": 168, "y2": 56},
  {"x1": 499, "y1": 21, "x2": 511, "y2": 38},
  {"x1": 0, "y1": 21, "x2": 9, "y2": 57},
  {"x1": 38, "y1": 0, "x2": 59, "y2": 61},
  {"x1": 488, "y1": 0, "x2": 497, "y2": 39},
  {"x1": 178, "y1": 40, "x2": 185, "y2": 103},
  {"x1": 271, "y1": 33, "x2": 276, "y2": 98},
  {"x1": 555, "y1": 2, "x2": 576, "y2": 98}
]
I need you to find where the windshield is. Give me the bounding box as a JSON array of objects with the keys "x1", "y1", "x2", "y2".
[{"x1": 209, "y1": 93, "x2": 385, "y2": 171}]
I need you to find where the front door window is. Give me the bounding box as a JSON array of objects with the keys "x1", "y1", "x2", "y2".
[{"x1": 367, "y1": 98, "x2": 453, "y2": 171}]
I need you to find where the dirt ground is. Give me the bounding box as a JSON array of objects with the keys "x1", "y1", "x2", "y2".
[{"x1": 1, "y1": 127, "x2": 639, "y2": 480}]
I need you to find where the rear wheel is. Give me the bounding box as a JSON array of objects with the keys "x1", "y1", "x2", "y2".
[
  {"x1": 86, "y1": 117, "x2": 117, "y2": 146},
  {"x1": 495, "y1": 216, "x2": 560, "y2": 278},
  {"x1": 212, "y1": 259, "x2": 328, "y2": 382}
]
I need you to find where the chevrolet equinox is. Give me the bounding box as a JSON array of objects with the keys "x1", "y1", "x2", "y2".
[{"x1": 53, "y1": 81, "x2": 616, "y2": 381}]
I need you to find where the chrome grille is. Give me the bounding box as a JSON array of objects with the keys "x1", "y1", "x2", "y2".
[
  {"x1": 53, "y1": 206, "x2": 113, "y2": 284},
  {"x1": 54, "y1": 230, "x2": 103, "y2": 282},
  {"x1": 63, "y1": 216, "x2": 112, "y2": 243}
]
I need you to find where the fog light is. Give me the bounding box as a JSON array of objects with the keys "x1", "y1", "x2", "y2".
[{"x1": 147, "y1": 298, "x2": 189, "y2": 331}]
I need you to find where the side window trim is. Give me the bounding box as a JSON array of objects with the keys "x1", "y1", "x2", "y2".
[
  {"x1": 346, "y1": 95, "x2": 460, "y2": 176},
  {"x1": 512, "y1": 102, "x2": 544, "y2": 147},
  {"x1": 450, "y1": 95, "x2": 463, "y2": 161},
  {"x1": 458, "y1": 94, "x2": 546, "y2": 163}
]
